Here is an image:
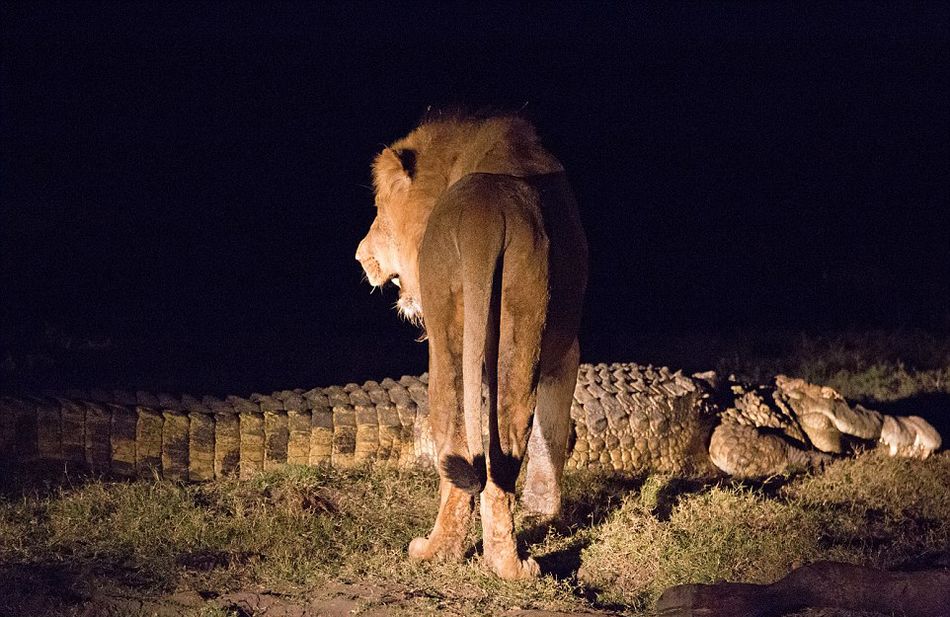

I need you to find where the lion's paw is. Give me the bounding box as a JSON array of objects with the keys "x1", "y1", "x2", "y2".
[
  {"x1": 486, "y1": 554, "x2": 540, "y2": 580},
  {"x1": 517, "y1": 556, "x2": 541, "y2": 579},
  {"x1": 408, "y1": 536, "x2": 432, "y2": 560},
  {"x1": 408, "y1": 535, "x2": 465, "y2": 562}
]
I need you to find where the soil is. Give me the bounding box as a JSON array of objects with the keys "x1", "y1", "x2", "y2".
[
  {"x1": 0, "y1": 563, "x2": 619, "y2": 617},
  {"x1": 0, "y1": 561, "x2": 935, "y2": 617}
]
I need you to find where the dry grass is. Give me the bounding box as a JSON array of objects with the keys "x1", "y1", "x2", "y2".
[
  {"x1": 1, "y1": 330, "x2": 948, "y2": 616},
  {"x1": 1, "y1": 455, "x2": 948, "y2": 616},
  {"x1": 4, "y1": 453, "x2": 947, "y2": 616},
  {"x1": 0, "y1": 466, "x2": 437, "y2": 591},
  {"x1": 0, "y1": 466, "x2": 584, "y2": 615},
  {"x1": 578, "y1": 452, "x2": 950, "y2": 610},
  {"x1": 716, "y1": 328, "x2": 950, "y2": 401}
]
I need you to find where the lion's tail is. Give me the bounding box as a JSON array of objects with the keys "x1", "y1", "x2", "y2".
[{"x1": 441, "y1": 208, "x2": 505, "y2": 496}]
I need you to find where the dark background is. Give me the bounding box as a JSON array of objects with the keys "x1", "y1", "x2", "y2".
[{"x1": 2, "y1": 2, "x2": 948, "y2": 394}]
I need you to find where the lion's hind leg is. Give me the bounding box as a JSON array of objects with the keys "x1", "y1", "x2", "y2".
[
  {"x1": 522, "y1": 337, "x2": 579, "y2": 521},
  {"x1": 479, "y1": 232, "x2": 548, "y2": 580},
  {"x1": 409, "y1": 294, "x2": 476, "y2": 563},
  {"x1": 479, "y1": 479, "x2": 541, "y2": 579},
  {"x1": 480, "y1": 330, "x2": 544, "y2": 579},
  {"x1": 408, "y1": 476, "x2": 475, "y2": 562}
]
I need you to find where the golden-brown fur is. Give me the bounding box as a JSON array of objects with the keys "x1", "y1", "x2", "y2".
[{"x1": 356, "y1": 114, "x2": 587, "y2": 579}]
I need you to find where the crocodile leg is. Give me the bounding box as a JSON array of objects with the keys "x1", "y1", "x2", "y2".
[{"x1": 709, "y1": 423, "x2": 831, "y2": 478}]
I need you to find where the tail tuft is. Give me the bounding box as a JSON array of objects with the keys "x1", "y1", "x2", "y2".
[
  {"x1": 488, "y1": 452, "x2": 522, "y2": 493},
  {"x1": 442, "y1": 454, "x2": 486, "y2": 495}
]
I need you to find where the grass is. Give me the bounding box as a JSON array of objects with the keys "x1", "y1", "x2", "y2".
[
  {"x1": 579, "y1": 452, "x2": 950, "y2": 610},
  {"x1": 0, "y1": 466, "x2": 584, "y2": 615},
  {"x1": 1, "y1": 329, "x2": 949, "y2": 616},
  {"x1": 3, "y1": 454, "x2": 948, "y2": 616},
  {"x1": 712, "y1": 328, "x2": 950, "y2": 401}
]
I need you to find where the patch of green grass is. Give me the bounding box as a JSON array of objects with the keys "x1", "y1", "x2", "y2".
[
  {"x1": 0, "y1": 465, "x2": 584, "y2": 615},
  {"x1": 2, "y1": 455, "x2": 949, "y2": 616},
  {"x1": 715, "y1": 329, "x2": 950, "y2": 401},
  {"x1": 820, "y1": 363, "x2": 950, "y2": 402},
  {"x1": 579, "y1": 480, "x2": 827, "y2": 610},
  {"x1": 787, "y1": 451, "x2": 950, "y2": 568},
  {"x1": 579, "y1": 452, "x2": 950, "y2": 610},
  {"x1": 1, "y1": 465, "x2": 442, "y2": 592}
]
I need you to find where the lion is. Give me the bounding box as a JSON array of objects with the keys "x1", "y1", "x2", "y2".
[{"x1": 356, "y1": 112, "x2": 587, "y2": 579}]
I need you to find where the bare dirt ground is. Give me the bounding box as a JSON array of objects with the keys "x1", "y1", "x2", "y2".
[
  {"x1": 0, "y1": 566, "x2": 619, "y2": 616},
  {"x1": 1, "y1": 562, "x2": 936, "y2": 617}
]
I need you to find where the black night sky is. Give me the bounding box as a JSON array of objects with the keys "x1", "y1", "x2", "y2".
[{"x1": 2, "y1": 2, "x2": 948, "y2": 395}]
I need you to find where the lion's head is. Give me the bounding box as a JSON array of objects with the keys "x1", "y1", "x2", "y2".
[
  {"x1": 355, "y1": 146, "x2": 426, "y2": 325},
  {"x1": 356, "y1": 113, "x2": 564, "y2": 327}
]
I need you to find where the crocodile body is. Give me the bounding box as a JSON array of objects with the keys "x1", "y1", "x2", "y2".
[{"x1": 0, "y1": 363, "x2": 940, "y2": 481}]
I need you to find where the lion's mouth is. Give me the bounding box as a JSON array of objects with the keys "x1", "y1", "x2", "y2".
[
  {"x1": 364, "y1": 267, "x2": 420, "y2": 323},
  {"x1": 361, "y1": 258, "x2": 400, "y2": 290},
  {"x1": 380, "y1": 273, "x2": 401, "y2": 291}
]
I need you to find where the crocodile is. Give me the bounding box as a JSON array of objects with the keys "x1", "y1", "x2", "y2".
[{"x1": 0, "y1": 363, "x2": 940, "y2": 482}]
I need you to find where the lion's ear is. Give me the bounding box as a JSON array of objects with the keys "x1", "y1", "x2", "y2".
[
  {"x1": 373, "y1": 147, "x2": 416, "y2": 197},
  {"x1": 373, "y1": 148, "x2": 416, "y2": 181},
  {"x1": 393, "y1": 148, "x2": 416, "y2": 180}
]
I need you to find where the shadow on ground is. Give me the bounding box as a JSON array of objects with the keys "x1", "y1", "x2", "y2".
[
  {"x1": 526, "y1": 474, "x2": 722, "y2": 578},
  {"x1": 0, "y1": 562, "x2": 98, "y2": 616}
]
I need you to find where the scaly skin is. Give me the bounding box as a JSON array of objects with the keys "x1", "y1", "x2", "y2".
[{"x1": 0, "y1": 363, "x2": 940, "y2": 481}]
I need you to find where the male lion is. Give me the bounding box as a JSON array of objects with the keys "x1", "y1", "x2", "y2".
[{"x1": 356, "y1": 113, "x2": 587, "y2": 579}]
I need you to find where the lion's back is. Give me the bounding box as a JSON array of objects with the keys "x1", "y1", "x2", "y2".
[{"x1": 391, "y1": 114, "x2": 566, "y2": 193}]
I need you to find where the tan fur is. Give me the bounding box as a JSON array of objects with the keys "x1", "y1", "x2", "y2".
[{"x1": 356, "y1": 114, "x2": 587, "y2": 579}]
